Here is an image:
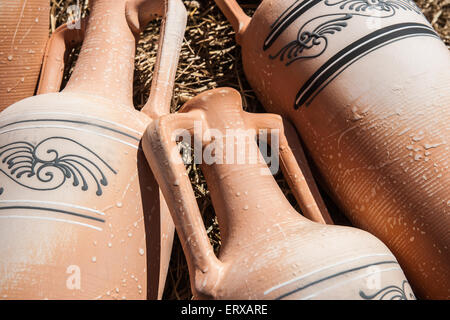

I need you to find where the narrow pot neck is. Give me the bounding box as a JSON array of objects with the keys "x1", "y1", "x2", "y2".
[
  {"x1": 201, "y1": 140, "x2": 303, "y2": 249},
  {"x1": 63, "y1": 0, "x2": 137, "y2": 107}
]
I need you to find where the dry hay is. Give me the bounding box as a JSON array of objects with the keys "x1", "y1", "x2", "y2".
[{"x1": 50, "y1": 0, "x2": 449, "y2": 300}]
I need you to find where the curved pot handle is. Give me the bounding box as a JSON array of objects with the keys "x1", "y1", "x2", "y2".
[
  {"x1": 140, "y1": 0, "x2": 187, "y2": 118},
  {"x1": 214, "y1": 0, "x2": 251, "y2": 44},
  {"x1": 247, "y1": 112, "x2": 334, "y2": 224},
  {"x1": 38, "y1": 0, "x2": 187, "y2": 119},
  {"x1": 37, "y1": 19, "x2": 87, "y2": 94},
  {"x1": 142, "y1": 113, "x2": 225, "y2": 298}
]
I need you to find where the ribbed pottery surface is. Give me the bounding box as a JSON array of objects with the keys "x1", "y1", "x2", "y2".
[
  {"x1": 0, "y1": 0, "x2": 49, "y2": 111},
  {"x1": 239, "y1": 0, "x2": 450, "y2": 299}
]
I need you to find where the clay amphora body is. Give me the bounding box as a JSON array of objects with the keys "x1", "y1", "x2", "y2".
[
  {"x1": 215, "y1": 0, "x2": 450, "y2": 299},
  {"x1": 0, "y1": 0, "x2": 50, "y2": 111},
  {"x1": 0, "y1": 0, "x2": 186, "y2": 299},
  {"x1": 142, "y1": 87, "x2": 415, "y2": 300}
]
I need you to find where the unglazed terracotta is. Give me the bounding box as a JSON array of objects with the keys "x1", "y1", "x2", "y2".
[
  {"x1": 215, "y1": 0, "x2": 450, "y2": 299},
  {"x1": 0, "y1": 0, "x2": 186, "y2": 299},
  {"x1": 142, "y1": 87, "x2": 415, "y2": 300},
  {"x1": 37, "y1": 19, "x2": 87, "y2": 95},
  {"x1": 0, "y1": 0, "x2": 50, "y2": 111}
]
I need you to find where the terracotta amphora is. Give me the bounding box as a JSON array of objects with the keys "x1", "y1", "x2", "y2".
[
  {"x1": 142, "y1": 87, "x2": 415, "y2": 300},
  {"x1": 0, "y1": 0, "x2": 186, "y2": 299},
  {"x1": 0, "y1": 0, "x2": 50, "y2": 111},
  {"x1": 214, "y1": 0, "x2": 450, "y2": 299}
]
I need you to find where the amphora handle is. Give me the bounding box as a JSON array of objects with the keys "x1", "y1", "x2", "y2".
[
  {"x1": 214, "y1": 0, "x2": 251, "y2": 44},
  {"x1": 142, "y1": 88, "x2": 333, "y2": 297},
  {"x1": 38, "y1": 0, "x2": 187, "y2": 118}
]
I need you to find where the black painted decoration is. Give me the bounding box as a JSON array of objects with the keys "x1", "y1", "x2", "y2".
[
  {"x1": 276, "y1": 260, "x2": 399, "y2": 299},
  {"x1": 0, "y1": 137, "x2": 116, "y2": 196},
  {"x1": 262, "y1": 0, "x2": 433, "y2": 109},
  {"x1": 264, "y1": 0, "x2": 322, "y2": 51},
  {"x1": 294, "y1": 22, "x2": 438, "y2": 108},
  {"x1": 324, "y1": 0, "x2": 421, "y2": 14},
  {"x1": 0, "y1": 118, "x2": 141, "y2": 142},
  {"x1": 0, "y1": 206, "x2": 105, "y2": 223},
  {"x1": 360, "y1": 280, "x2": 415, "y2": 300},
  {"x1": 269, "y1": 13, "x2": 353, "y2": 65},
  {"x1": 264, "y1": 0, "x2": 422, "y2": 54}
]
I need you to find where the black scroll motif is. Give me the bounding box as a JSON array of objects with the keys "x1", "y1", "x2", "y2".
[
  {"x1": 263, "y1": 0, "x2": 438, "y2": 108},
  {"x1": 294, "y1": 22, "x2": 438, "y2": 108},
  {"x1": 264, "y1": 0, "x2": 323, "y2": 51},
  {"x1": 276, "y1": 259, "x2": 400, "y2": 299},
  {"x1": 0, "y1": 137, "x2": 117, "y2": 196},
  {"x1": 360, "y1": 280, "x2": 416, "y2": 300},
  {"x1": 266, "y1": 0, "x2": 424, "y2": 65},
  {"x1": 0, "y1": 205, "x2": 105, "y2": 223},
  {"x1": 269, "y1": 14, "x2": 353, "y2": 65},
  {"x1": 324, "y1": 0, "x2": 421, "y2": 14}
]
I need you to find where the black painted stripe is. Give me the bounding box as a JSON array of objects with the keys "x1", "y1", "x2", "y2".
[
  {"x1": 0, "y1": 206, "x2": 105, "y2": 223},
  {"x1": 264, "y1": 0, "x2": 322, "y2": 50},
  {"x1": 38, "y1": 136, "x2": 118, "y2": 175},
  {"x1": 304, "y1": 33, "x2": 439, "y2": 106},
  {"x1": 0, "y1": 119, "x2": 141, "y2": 141},
  {"x1": 295, "y1": 22, "x2": 438, "y2": 108},
  {"x1": 276, "y1": 260, "x2": 399, "y2": 300}
]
